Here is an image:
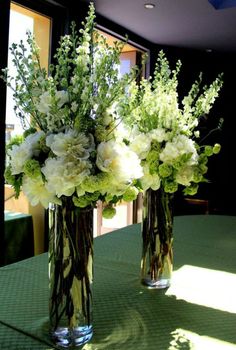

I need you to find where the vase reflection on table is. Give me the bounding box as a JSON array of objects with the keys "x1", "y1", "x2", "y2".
[
  {"x1": 141, "y1": 187, "x2": 173, "y2": 289},
  {"x1": 48, "y1": 198, "x2": 93, "y2": 347}
]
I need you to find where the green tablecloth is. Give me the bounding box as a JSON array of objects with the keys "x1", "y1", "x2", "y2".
[
  {"x1": 3, "y1": 211, "x2": 34, "y2": 265},
  {"x1": 0, "y1": 215, "x2": 236, "y2": 350}
]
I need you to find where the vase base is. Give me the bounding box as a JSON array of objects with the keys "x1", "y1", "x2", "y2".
[
  {"x1": 141, "y1": 277, "x2": 170, "y2": 289},
  {"x1": 51, "y1": 325, "x2": 93, "y2": 348}
]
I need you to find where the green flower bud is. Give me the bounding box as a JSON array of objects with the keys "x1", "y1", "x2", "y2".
[
  {"x1": 199, "y1": 164, "x2": 208, "y2": 174},
  {"x1": 213, "y1": 143, "x2": 221, "y2": 154}
]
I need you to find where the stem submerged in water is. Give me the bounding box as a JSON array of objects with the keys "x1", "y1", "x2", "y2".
[
  {"x1": 141, "y1": 187, "x2": 173, "y2": 288},
  {"x1": 48, "y1": 197, "x2": 93, "y2": 336}
]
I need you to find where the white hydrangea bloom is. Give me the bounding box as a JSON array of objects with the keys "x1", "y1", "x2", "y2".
[
  {"x1": 42, "y1": 157, "x2": 92, "y2": 197},
  {"x1": 176, "y1": 165, "x2": 195, "y2": 186},
  {"x1": 150, "y1": 128, "x2": 169, "y2": 143},
  {"x1": 22, "y1": 175, "x2": 61, "y2": 208},
  {"x1": 25, "y1": 131, "x2": 45, "y2": 157},
  {"x1": 96, "y1": 140, "x2": 143, "y2": 183},
  {"x1": 8, "y1": 143, "x2": 33, "y2": 175},
  {"x1": 160, "y1": 135, "x2": 198, "y2": 165},
  {"x1": 129, "y1": 133, "x2": 152, "y2": 159},
  {"x1": 46, "y1": 129, "x2": 94, "y2": 159}
]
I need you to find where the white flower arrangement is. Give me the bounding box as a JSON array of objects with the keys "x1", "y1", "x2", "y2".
[
  {"x1": 2, "y1": 4, "x2": 143, "y2": 217},
  {"x1": 2, "y1": 4, "x2": 223, "y2": 216},
  {"x1": 116, "y1": 51, "x2": 223, "y2": 196}
]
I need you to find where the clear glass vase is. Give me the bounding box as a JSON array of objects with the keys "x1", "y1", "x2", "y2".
[
  {"x1": 141, "y1": 187, "x2": 173, "y2": 289},
  {"x1": 48, "y1": 197, "x2": 93, "y2": 348}
]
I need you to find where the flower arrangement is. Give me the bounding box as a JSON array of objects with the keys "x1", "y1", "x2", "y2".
[
  {"x1": 115, "y1": 50, "x2": 223, "y2": 197},
  {"x1": 2, "y1": 2, "x2": 223, "y2": 217},
  {"x1": 2, "y1": 4, "x2": 143, "y2": 218}
]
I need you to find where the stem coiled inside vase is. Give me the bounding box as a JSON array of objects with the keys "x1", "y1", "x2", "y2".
[
  {"x1": 141, "y1": 187, "x2": 173, "y2": 289},
  {"x1": 48, "y1": 197, "x2": 93, "y2": 347}
]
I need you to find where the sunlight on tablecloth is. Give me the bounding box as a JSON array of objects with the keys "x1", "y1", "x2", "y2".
[
  {"x1": 168, "y1": 328, "x2": 236, "y2": 350},
  {"x1": 166, "y1": 265, "x2": 236, "y2": 313}
]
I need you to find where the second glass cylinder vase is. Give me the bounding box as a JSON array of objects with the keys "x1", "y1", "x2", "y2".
[
  {"x1": 48, "y1": 197, "x2": 93, "y2": 348},
  {"x1": 141, "y1": 187, "x2": 173, "y2": 289}
]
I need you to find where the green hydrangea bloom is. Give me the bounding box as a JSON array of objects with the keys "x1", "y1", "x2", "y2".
[
  {"x1": 173, "y1": 153, "x2": 192, "y2": 170},
  {"x1": 146, "y1": 149, "x2": 159, "y2": 163},
  {"x1": 159, "y1": 163, "x2": 172, "y2": 177},
  {"x1": 123, "y1": 186, "x2": 139, "y2": 202},
  {"x1": 146, "y1": 150, "x2": 159, "y2": 174},
  {"x1": 183, "y1": 183, "x2": 199, "y2": 196},
  {"x1": 73, "y1": 196, "x2": 89, "y2": 208},
  {"x1": 23, "y1": 159, "x2": 41, "y2": 178},
  {"x1": 199, "y1": 164, "x2": 208, "y2": 174},
  {"x1": 102, "y1": 205, "x2": 116, "y2": 219},
  {"x1": 193, "y1": 170, "x2": 203, "y2": 183},
  {"x1": 163, "y1": 180, "x2": 178, "y2": 193},
  {"x1": 204, "y1": 145, "x2": 213, "y2": 157},
  {"x1": 199, "y1": 154, "x2": 208, "y2": 165}
]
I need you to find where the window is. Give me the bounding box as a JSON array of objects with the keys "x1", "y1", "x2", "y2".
[
  {"x1": 6, "y1": 3, "x2": 51, "y2": 139},
  {"x1": 4, "y1": 3, "x2": 51, "y2": 255}
]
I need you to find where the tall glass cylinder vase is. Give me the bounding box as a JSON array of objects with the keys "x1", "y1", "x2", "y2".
[
  {"x1": 141, "y1": 187, "x2": 173, "y2": 289},
  {"x1": 48, "y1": 197, "x2": 93, "y2": 348}
]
